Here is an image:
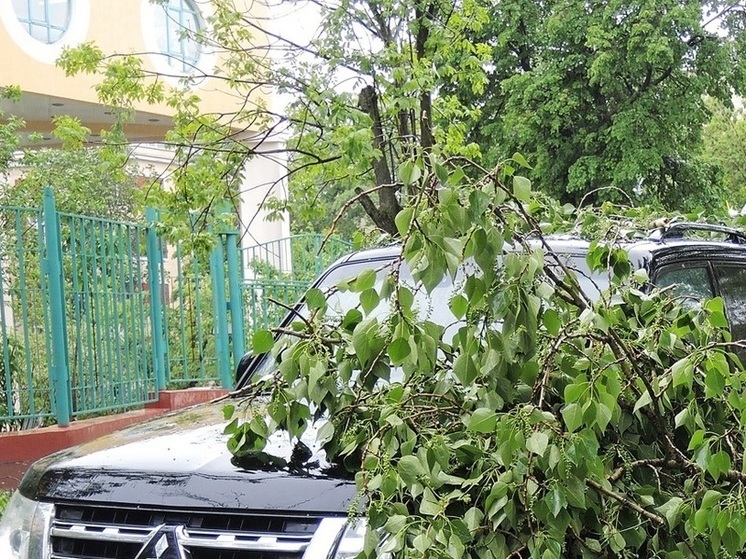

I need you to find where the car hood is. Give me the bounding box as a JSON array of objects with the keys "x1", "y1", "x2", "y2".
[{"x1": 20, "y1": 400, "x2": 358, "y2": 514}]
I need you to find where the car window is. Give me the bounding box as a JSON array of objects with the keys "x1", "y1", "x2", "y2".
[
  {"x1": 713, "y1": 265, "x2": 746, "y2": 361},
  {"x1": 245, "y1": 258, "x2": 461, "y2": 383},
  {"x1": 655, "y1": 264, "x2": 714, "y2": 309}
]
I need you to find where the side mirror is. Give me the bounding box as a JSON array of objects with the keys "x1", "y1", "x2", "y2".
[{"x1": 234, "y1": 351, "x2": 254, "y2": 388}]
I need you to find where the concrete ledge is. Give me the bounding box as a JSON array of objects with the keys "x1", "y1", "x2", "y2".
[
  {"x1": 145, "y1": 388, "x2": 229, "y2": 410},
  {"x1": 0, "y1": 388, "x2": 229, "y2": 491}
]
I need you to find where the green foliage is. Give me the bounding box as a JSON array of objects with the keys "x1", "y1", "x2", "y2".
[
  {"x1": 0, "y1": 333, "x2": 48, "y2": 430},
  {"x1": 229, "y1": 158, "x2": 746, "y2": 557},
  {"x1": 165, "y1": 255, "x2": 219, "y2": 385},
  {"x1": 56, "y1": 7, "x2": 263, "y2": 244},
  {"x1": 2, "y1": 147, "x2": 138, "y2": 219},
  {"x1": 52, "y1": 1, "x2": 746, "y2": 231},
  {"x1": 0, "y1": 87, "x2": 25, "y2": 180},
  {"x1": 702, "y1": 99, "x2": 746, "y2": 208},
  {"x1": 0, "y1": 106, "x2": 140, "y2": 220},
  {"x1": 0, "y1": 491, "x2": 9, "y2": 518},
  {"x1": 275, "y1": 0, "x2": 493, "y2": 235},
  {"x1": 471, "y1": 0, "x2": 743, "y2": 210}
]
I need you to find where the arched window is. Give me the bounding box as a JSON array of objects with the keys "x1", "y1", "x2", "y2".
[
  {"x1": 11, "y1": 0, "x2": 71, "y2": 44},
  {"x1": 155, "y1": 0, "x2": 203, "y2": 73}
]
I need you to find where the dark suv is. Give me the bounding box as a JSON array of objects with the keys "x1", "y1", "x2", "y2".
[{"x1": 2, "y1": 222, "x2": 746, "y2": 559}]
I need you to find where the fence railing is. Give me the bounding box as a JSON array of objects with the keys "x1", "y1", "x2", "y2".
[
  {"x1": 242, "y1": 234, "x2": 352, "y2": 281},
  {"x1": 0, "y1": 192, "x2": 351, "y2": 429}
]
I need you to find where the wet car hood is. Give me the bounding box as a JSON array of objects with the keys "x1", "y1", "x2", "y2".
[{"x1": 19, "y1": 400, "x2": 357, "y2": 514}]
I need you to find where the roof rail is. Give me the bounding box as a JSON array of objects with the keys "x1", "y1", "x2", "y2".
[{"x1": 649, "y1": 222, "x2": 746, "y2": 244}]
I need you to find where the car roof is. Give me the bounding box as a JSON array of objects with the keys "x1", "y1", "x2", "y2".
[{"x1": 336, "y1": 223, "x2": 746, "y2": 267}]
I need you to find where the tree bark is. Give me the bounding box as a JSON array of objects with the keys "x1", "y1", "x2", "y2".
[{"x1": 358, "y1": 85, "x2": 401, "y2": 235}]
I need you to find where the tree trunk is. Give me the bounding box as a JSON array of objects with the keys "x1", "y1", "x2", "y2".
[{"x1": 358, "y1": 85, "x2": 401, "y2": 235}]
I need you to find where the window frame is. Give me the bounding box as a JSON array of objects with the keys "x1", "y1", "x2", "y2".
[
  {"x1": 156, "y1": 0, "x2": 203, "y2": 73},
  {"x1": 11, "y1": 0, "x2": 72, "y2": 44}
]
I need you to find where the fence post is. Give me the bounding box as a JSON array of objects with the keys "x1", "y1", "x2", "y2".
[
  {"x1": 210, "y1": 236, "x2": 232, "y2": 389},
  {"x1": 146, "y1": 208, "x2": 166, "y2": 391},
  {"x1": 225, "y1": 231, "x2": 245, "y2": 369},
  {"x1": 314, "y1": 234, "x2": 323, "y2": 277},
  {"x1": 43, "y1": 188, "x2": 71, "y2": 427}
]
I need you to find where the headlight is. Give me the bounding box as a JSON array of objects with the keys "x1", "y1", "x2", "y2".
[
  {"x1": 332, "y1": 518, "x2": 391, "y2": 559},
  {"x1": 0, "y1": 491, "x2": 53, "y2": 559},
  {"x1": 332, "y1": 519, "x2": 367, "y2": 559}
]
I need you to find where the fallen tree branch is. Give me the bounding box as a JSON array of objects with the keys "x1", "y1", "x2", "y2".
[{"x1": 587, "y1": 479, "x2": 666, "y2": 526}]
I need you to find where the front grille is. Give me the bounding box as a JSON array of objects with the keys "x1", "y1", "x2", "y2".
[{"x1": 49, "y1": 504, "x2": 347, "y2": 559}]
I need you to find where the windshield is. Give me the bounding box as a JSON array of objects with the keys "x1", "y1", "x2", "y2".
[
  {"x1": 242, "y1": 251, "x2": 608, "y2": 385},
  {"x1": 245, "y1": 256, "x2": 460, "y2": 383}
]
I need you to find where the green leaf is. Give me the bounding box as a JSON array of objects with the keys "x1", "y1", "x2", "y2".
[
  {"x1": 674, "y1": 407, "x2": 690, "y2": 429},
  {"x1": 546, "y1": 487, "x2": 567, "y2": 517},
  {"x1": 419, "y1": 488, "x2": 441, "y2": 516},
  {"x1": 388, "y1": 337, "x2": 411, "y2": 364},
  {"x1": 707, "y1": 450, "x2": 731, "y2": 481},
  {"x1": 317, "y1": 421, "x2": 335, "y2": 445},
  {"x1": 398, "y1": 159, "x2": 422, "y2": 186},
  {"x1": 222, "y1": 404, "x2": 235, "y2": 420},
  {"x1": 512, "y1": 152, "x2": 532, "y2": 169},
  {"x1": 466, "y1": 408, "x2": 497, "y2": 433},
  {"x1": 633, "y1": 390, "x2": 653, "y2": 414},
  {"x1": 413, "y1": 533, "x2": 432, "y2": 553},
  {"x1": 395, "y1": 207, "x2": 414, "y2": 236},
  {"x1": 671, "y1": 358, "x2": 693, "y2": 388},
  {"x1": 561, "y1": 403, "x2": 583, "y2": 432},
  {"x1": 354, "y1": 269, "x2": 377, "y2": 291},
  {"x1": 305, "y1": 287, "x2": 327, "y2": 310},
  {"x1": 464, "y1": 507, "x2": 484, "y2": 532},
  {"x1": 705, "y1": 297, "x2": 729, "y2": 327},
  {"x1": 564, "y1": 381, "x2": 588, "y2": 403},
  {"x1": 688, "y1": 430, "x2": 706, "y2": 451},
  {"x1": 251, "y1": 330, "x2": 274, "y2": 354},
  {"x1": 360, "y1": 288, "x2": 380, "y2": 314},
  {"x1": 542, "y1": 308, "x2": 561, "y2": 336},
  {"x1": 449, "y1": 294, "x2": 468, "y2": 319},
  {"x1": 656, "y1": 496, "x2": 684, "y2": 529},
  {"x1": 398, "y1": 455, "x2": 425, "y2": 485},
  {"x1": 705, "y1": 367, "x2": 726, "y2": 398},
  {"x1": 513, "y1": 176, "x2": 531, "y2": 202},
  {"x1": 433, "y1": 159, "x2": 450, "y2": 186},
  {"x1": 595, "y1": 403, "x2": 612, "y2": 430},
  {"x1": 702, "y1": 489, "x2": 722, "y2": 509},
  {"x1": 526, "y1": 431, "x2": 549, "y2": 456}
]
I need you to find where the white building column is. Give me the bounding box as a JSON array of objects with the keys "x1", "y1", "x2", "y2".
[{"x1": 238, "y1": 138, "x2": 292, "y2": 276}]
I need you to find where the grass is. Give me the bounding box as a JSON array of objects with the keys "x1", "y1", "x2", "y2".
[{"x1": 0, "y1": 490, "x2": 10, "y2": 518}]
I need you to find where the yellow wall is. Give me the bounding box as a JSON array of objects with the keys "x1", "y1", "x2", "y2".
[{"x1": 0, "y1": 0, "x2": 268, "y2": 129}]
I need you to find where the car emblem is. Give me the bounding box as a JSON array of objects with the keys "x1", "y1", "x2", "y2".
[{"x1": 133, "y1": 524, "x2": 192, "y2": 559}]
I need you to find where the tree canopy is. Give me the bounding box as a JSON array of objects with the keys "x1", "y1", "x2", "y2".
[
  {"x1": 0, "y1": 114, "x2": 140, "y2": 220},
  {"x1": 481, "y1": 0, "x2": 746, "y2": 208},
  {"x1": 56, "y1": 0, "x2": 746, "y2": 234}
]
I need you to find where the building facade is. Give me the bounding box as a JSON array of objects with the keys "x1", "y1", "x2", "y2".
[{"x1": 0, "y1": 0, "x2": 290, "y2": 249}]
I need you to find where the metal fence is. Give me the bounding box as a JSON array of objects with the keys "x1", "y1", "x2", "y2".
[
  {"x1": 239, "y1": 234, "x2": 352, "y2": 340},
  {"x1": 0, "y1": 190, "x2": 351, "y2": 429}
]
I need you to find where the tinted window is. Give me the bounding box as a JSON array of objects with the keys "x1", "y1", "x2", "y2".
[
  {"x1": 655, "y1": 264, "x2": 714, "y2": 309},
  {"x1": 244, "y1": 258, "x2": 460, "y2": 384},
  {"x1": 714, "y1": 265, "x2": 746, "y2": 359}
]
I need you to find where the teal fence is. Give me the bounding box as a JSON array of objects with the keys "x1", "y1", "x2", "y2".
[
  {"x1": 239, "y1": 234, "x2": 352, "y2": 341},
  {"x1": 0, "y1": 190, "x2": 350, "y2": 429}
]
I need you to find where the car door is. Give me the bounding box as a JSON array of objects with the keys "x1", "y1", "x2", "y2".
[
  {"x1": 711, "y1": 263, "x2": 746, "y2": 360},
  {"x1": 655, "y1": 257, "x2": 746, "y2": 362}
]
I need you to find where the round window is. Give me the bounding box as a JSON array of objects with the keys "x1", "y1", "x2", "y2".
[
  {"x1": 154, "y1": 0, "x2": 203, "y2": 73},
  {"x1": 11, "y1": 0, "x2": 71, "y2": 44}
]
